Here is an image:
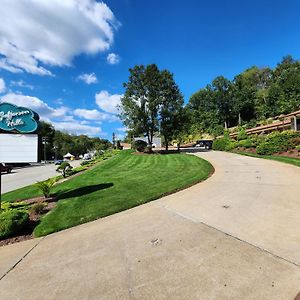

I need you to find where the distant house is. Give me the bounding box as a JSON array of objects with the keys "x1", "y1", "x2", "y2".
[
  {"x1": 134, "y1": 137, "x2": 162, "y2": 148},
  {"x1": 120, "y1": 143, "x2": 131, "y2": 150}
]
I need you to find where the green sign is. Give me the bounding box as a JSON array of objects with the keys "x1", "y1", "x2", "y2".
[{"x1": 0, "y1": 102, "x2": 39, "y2": 133}]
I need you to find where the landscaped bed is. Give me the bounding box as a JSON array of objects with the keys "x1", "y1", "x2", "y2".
[
  {"x1": 1, "y1": 150, "x2": 213, "y2": 243},
  {"x1": 212, "y1": 129, "x2": 300, "y2": 167}
]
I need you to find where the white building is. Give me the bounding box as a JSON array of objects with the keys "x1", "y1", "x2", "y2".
[{"x1": 134, "y1": 137, "x2": 162, "y2": 148}]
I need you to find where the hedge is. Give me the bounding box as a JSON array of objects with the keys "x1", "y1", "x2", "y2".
[{"x1": 0, "y1": 210, "x2": 29, "y2": 239}]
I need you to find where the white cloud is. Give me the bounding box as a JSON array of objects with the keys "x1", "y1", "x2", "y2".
[
  {"x1": 10, "y1": 80, "x2": 34, "y2": 90},
  {"x1": 95, "y1": 90, "x2": 122, "y2": 114},
  {"x1": 0, "y1": 0, "x2": 119, "y2": 75},
  {"x1": 0, "y1": 78, "x2": 6, "y2": 93},
  {"x1": 106, "y1": 53, "x2": 120, "y2": 64},
  {"x1": 117, "y1": 127, "x2": 127, "y2": 132},
  {"x1": 52, "y1": 121, "x2": 101, "y2": 136},
  {"x1": 77, "y1": 73, "x2": 98, "y2": 84},
  {"x1": 74, "y1": 108, "x2": 118, "y2": 121},
  {"x1": 0, "y1": 93, "x2": 67, "y2": 120},
  {"x1": 0, "y1": 92, "x2": 103, "y2": 136}
]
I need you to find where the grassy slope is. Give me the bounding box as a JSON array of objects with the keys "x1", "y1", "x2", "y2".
[
  {"x1": 9, "y1": 151, "x2": 212, "y2": 237},
  {"x1": 234, "y1": 151, "x2": 300, "y2": 167}
]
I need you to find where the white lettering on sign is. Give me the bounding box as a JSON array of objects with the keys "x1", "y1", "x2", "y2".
[{"x1": 0, "y1": 110, "x2": 30, "y2": 127}]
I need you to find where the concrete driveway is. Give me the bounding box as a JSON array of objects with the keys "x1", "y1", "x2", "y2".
[
  {"x1": 0, "y1": 151, "x2": 300, "y2": 299},
  {"x1": 1, "y1": 160, "x2": 82, "y2": 193}
]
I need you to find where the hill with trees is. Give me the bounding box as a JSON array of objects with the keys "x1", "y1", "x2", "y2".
[{"x1": 186, "y1": 55, "x2": 300, "y2": 137}]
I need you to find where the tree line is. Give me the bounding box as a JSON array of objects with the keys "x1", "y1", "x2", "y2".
[
  {"x1": 118, "y1": 56, "x2": 300, "y2": 149},
  {"x1": 187, "y1": 55, "x2": 300, "y2": 136},
  {"x1": 38, "y1": 121, "x2": 111, "y2": 160}
]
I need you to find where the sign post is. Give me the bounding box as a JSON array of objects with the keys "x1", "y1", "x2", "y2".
[
  {"x1": 0, "y1": 102, "x2": 40, "y2": 210},
  {"x1": 0, "y1": 172, "x2": 2, "y2": 210}
]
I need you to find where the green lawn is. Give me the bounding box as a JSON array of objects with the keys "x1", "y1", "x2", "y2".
[
  {"x1": 234, "y1": 151, "x2": 300, "y2": 167},
  {"x1": 3, "y1": 151, "x2": 213, "y2": 237}
]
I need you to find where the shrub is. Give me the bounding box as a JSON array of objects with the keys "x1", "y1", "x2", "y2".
[
  {"x1": 237, "y1": 127, "x2": 248, "y2": 141},
  {"x1": 36, "y1": 179, "x2": 56, "y2": 198},
  {"x1": 256, "y1": 142, "x2": 276, "y2": 155},
  {"x1": 238, "y1": 139, "x2": 253, "y2": 148},
  {"x1": 212, "y1": 137, "x2": 230, "y2": 151},
  {"x1": 225, "y1": 140, "x2": 239, "y2": 151},
  {"x1": 56, "y1": 162, "x2": 73, "y2": 178},
  {"x1": 30, "y1": 203, "x2": 46, "y2": 215},
  {"x1": 256, "y1": 131, "x2": 300, "y2": 155},
  {"x1": 143, "y1": 145, "x2": 153, "y2": 154},
  {"x1": 133, "y1": 140, "x2": 147, "y2": 152},
  {"x1": 0, "y1": 210, "x2": 29, "y2": 239},
  {"x1": 80, "y1": 160, "x2": 90, "y2": 166},
  {"x1": 296, "y1": 145, "x2": 300, "y2": 151}
]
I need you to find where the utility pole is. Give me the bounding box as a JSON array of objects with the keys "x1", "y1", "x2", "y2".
[
  {"x1": 42, "y1": 137, "x2": 49, "y2": 163},
  {"x1": 53, "y1": 145, "x2": 58, "y2": 160}
]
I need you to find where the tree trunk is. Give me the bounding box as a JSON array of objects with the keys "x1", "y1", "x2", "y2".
[
  {"x1": 238, "y1": 112, "x2": 242, "y2": 125},
  {"x1": 224, "y1": 121, "x2": 228, "y2": 129},
  {"x1": 165, "y1": 138, "x2": 168, "y2": 151}
]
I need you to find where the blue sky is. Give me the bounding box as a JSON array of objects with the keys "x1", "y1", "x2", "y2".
[{"x1": 0, "y1": 0, "x2": 299, "y2": 140}]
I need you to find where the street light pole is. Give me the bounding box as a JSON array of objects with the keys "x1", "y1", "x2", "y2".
[{"x1": 42, "y1": 137, "x2": 49, "y2": 163}]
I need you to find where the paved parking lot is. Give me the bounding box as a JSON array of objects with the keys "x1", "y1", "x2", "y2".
[{"x1": 1, "y1": 161, "x2": 81, "y2": 193}]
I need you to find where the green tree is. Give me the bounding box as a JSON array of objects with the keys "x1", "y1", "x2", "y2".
[
  {"x1": 120, "y1": 64, "x2": 162, "y2": 146},
  {"x1": 159, "y1": 70, "x2": 184, "y2": 150},
  {"x1": 211, "y1": 76, "x2": 233, "y2": 129}
]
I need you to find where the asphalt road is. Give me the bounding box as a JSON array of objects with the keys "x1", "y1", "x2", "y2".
[
  {"x1": 1, "y1": 161, "x2": 81, "y2": 193},
  {"x1": 0, "y1": 151, "x2": 300, "y2": 299}
]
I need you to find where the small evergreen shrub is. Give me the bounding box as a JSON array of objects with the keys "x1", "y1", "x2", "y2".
[
  {"x1": 56, "y1": 162, "x2": 73, "y2": 178},
  {"x1": 30, "y1": 203, "x2": 46, "y2": 215},
  {"x1": 133, "y1": 140, "x2": 147, "y2": 152},
  {"x1": 0, "y1": 210, "x2": 29, "y2": 239}
]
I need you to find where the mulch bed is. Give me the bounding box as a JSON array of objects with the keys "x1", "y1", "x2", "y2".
[
  {"x1": 235, "y1": 147, "x2": 300, "y2": 159},
  {"x1": 0, "y1": 196, "x2": 57, "y2": 247}
]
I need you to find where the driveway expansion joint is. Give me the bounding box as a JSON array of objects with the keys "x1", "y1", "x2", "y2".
[
  {"x1": 0, "y1": 237, "x2": 45, "y2": 281},
  {"x1": 161, "y1": 204, "x2": 300, "y2": 268}
]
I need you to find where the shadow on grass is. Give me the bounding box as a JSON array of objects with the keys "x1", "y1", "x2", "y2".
[{"x1": 56, "y1": 183, "x2": 114, "y2": 200}]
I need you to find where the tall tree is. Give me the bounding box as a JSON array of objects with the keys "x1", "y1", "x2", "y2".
[
  {"x1": 120, "y1": 64, "x2": 162, "y2": 146},
  {"x1": 211, "y1": 76, "x2": 233, "y2": 129},
  {"x1": 159, "y1": 70, "x2": 184, "y2": 150}
]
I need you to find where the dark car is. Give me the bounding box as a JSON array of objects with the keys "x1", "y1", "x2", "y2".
[
  {"x1": 195, "y1": 140, "x2": 213, "y2": 150},
  {"x1": 0, "y1": 163, "x2": 12, "y2": 174}
]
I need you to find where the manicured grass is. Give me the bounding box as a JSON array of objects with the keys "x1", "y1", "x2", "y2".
[
  {"x1": 234, "y1": 151, "x2": 300, "y2": 167},
  {"x1": 4, "y1": 151, "x2": 212, "y2": 237}
]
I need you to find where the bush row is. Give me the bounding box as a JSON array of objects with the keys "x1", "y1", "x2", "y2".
[{"x1": 212, "y1": 130, "x2": 300, "y2": 155}]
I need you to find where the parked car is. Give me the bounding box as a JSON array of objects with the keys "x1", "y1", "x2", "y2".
[
  {"x1": 83, "y1": 153, "x2": 92, "y2": 160},
  {"x1": 54, "y1": 160, "x2": 63, "y2": 165},
  {"x1": 195, "y1": 140, "x2": 213, "y2": 150},
  {"x1": 0, "y1": 163, "x2": 12, "y2": 174}
]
